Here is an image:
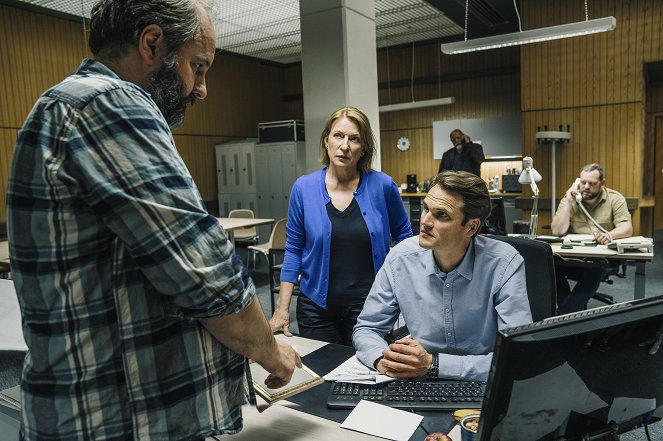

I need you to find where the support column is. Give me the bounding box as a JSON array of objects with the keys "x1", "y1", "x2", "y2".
[{"x1": 299, "y1": 0, "x2": 381, "y2": 172}]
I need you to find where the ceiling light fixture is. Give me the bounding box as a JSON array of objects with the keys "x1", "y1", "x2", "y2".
[
  {"x1": 379, "y1": 97, "x2": 455, "y2": 113},
  {"x1": 441, "y1": 17, "x2": 616, "y2": 54},
  {"x1": 441, "y1": 0, "x2": 616, "y2": 55}
]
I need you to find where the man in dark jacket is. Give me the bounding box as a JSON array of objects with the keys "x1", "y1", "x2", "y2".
[{"x1": 438, "y1": 129, "x2": 485, "y2": 176}]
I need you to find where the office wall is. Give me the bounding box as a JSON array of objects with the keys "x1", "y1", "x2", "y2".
[
  {"x1": 520, "y1": 0, "x2": 663, "y2": 234},
  {"x1": 2, "y1": 1, "x2": 661, "y2": 234},
  {"x1": 376, "y1": 43, "x2": 521, "y2": 186},
  {"x1": 0, "y1": 4, "x2": 289, "y2": 223}
]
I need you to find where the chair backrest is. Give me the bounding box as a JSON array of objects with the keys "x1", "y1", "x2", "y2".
[
  {"x1": 489, "y1": 235, "x2": 557, "y2": 322},
  {"x1": 269, "y1": 218, "x2": 288, "y2": 250},
  {"x1": 228, "y1": 209, "x2": 254, "y2": 219},
  {"x1": 228, "y1": 209, "x2": 257, "y2": 238},
  {"x1": 481, "y1": 197, "x2": 507, "y2": 236}
]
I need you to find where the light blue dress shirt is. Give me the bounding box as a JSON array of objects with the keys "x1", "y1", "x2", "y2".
[{"x1": 353, "y1": 235, "x2": 532, "y2": 381}]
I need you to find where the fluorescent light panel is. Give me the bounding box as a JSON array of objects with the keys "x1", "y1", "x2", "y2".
[
  {"x1": 379, "y1": 97, "x2": 455, "y2": 112},
  {"x1": 441, "y1": 16, "x2": 616, "y2": 55}
]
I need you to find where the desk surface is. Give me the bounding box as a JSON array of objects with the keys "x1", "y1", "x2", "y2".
[
  {"x1": 217, "y1": 217, "x2": 275, "y2": 231},
  {"x1": 224, "y1": 335, "x2": 460, "y2": 441},
  {"x1": 550, "y1": 243, "x2": 653, "y2": 261}
]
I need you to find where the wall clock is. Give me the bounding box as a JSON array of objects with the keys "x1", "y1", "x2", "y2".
[{"x1": 397, "y1": 137, "x2": 410, "y2": 151}]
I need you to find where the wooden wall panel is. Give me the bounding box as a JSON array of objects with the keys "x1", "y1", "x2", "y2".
[
  {"x1": 0, "y1": 129, "x2": 17, "y2": 224},
  {"x1": 0, "y1": 5, "x2": 87, "y2": 128},
  {"x1": 377, "y1": 42, "x2": 521, "y2": 185},
  {"x1": 0, "y1": 4, "x2": 290, "y2": 224},
  {"x1": 521, "y1": 0, "x2": 663, "y2": 235}
]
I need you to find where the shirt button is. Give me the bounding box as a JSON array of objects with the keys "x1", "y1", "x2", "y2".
[
  {"x1": 447, "y1": 332, "x2": 452, "y2": 336},
  {"x1": 445, "y1": 309, "x2": 450, "y2": 313},
  {"x1": 445, "y1": 284, "x2": 450, "y2": 288}
]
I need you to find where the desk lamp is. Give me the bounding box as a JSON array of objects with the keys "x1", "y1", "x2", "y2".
[{"x1": 518, "y1": 156, "x2": 542, "y2": 238}]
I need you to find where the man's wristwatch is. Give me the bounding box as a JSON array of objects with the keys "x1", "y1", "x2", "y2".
[{"x1": 426, "y1": 353, "x2": 439, "y2": 379}]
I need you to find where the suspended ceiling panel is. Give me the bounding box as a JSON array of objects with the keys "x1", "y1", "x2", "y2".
[{"x1": 8, "y1": 0, "x2": 466, "y2": 64}]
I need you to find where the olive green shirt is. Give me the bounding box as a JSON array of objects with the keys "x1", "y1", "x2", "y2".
[{"x1": 557, "y1": 186, "x2": 631, "y2": 234}]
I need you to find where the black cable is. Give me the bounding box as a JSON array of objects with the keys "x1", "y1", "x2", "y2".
[
  {"x1": 644, "y1": 422, "x2": 652, "y2": 441},
  {"x1": 419, "y1": 422, "x2": 430, "y2": 435}
]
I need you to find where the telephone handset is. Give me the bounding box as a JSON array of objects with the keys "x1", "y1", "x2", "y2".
[{"x1": 573, "y1": 178, "x2": 582, "y2": 203}]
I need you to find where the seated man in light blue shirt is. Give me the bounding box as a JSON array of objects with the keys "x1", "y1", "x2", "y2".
[{"x1": 353, "y1": 171, "x2": 533, "y2": 381}]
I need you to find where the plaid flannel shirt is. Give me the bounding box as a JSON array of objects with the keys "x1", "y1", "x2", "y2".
[{"x1": 7, "y1": 59, "x2": 256, "y2": 440}]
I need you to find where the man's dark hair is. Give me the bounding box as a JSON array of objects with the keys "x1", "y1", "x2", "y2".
[
  {"x1": 430, "y1": 171, "x2": 491, "y2": 226},
  {"x1": 88, "y1": 0, "x2": 207, "y2": 61}
]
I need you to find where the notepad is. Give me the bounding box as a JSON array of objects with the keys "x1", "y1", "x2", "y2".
[{"x1": 249, "y1": 361, "x2": 323, "y2": 404}]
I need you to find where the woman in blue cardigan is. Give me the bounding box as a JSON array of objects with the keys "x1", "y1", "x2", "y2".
[{"x1": 269, "y1": 107, "x2": 412, "y2": 346}]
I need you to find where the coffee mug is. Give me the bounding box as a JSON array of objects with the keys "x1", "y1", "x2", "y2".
[{"x1": 460, "y1": 414, "x2": 480, "y2": 441}]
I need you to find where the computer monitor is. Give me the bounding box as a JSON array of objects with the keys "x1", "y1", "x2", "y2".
[
  {"x1": 481, "y1": 197, "x2": 507, "y2": 236},
  {"x1": 478, "y1": 296, "x2": 663, "y2": 441}
]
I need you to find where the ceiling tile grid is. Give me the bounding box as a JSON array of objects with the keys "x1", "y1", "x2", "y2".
[{"x1": 12, "y1": 0, "x2": 464, "y2": 64}]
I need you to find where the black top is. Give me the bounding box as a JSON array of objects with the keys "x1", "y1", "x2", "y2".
[
  {"x1": 438, "y1": 141, "x2": 485, "y2": 176},
  {"x1": 326, "y1": 198, "x2": 374, "y2": 305}
]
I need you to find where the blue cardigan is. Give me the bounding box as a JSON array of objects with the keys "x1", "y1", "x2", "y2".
[{"x1": 280, "y1": 168, "x2": 412, "y2": 308}]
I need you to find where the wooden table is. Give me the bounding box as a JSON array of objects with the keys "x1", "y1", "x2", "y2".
[{"x1": 216, "y1": 217, "x2": 275, "y2": 245}]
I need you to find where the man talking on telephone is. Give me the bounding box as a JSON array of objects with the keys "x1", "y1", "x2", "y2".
[
  {"x1": 438, "y1": 129, "x2": 485, "y2": 176},
  {"x1": 551, "y1": 163, "x2": 633, "y2": 313}
]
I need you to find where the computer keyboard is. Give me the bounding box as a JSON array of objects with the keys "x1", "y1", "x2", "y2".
[{"x1": 327, "y1": 379, "x2": 486, "y2": 411}]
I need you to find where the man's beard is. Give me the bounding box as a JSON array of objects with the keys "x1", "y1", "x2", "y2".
[
  {"x1": 581, "y1": 190, "x2": 601, "y2": 202},
  {"x1": 145, "y1": 61, "x2": 195, "y2": 129}
]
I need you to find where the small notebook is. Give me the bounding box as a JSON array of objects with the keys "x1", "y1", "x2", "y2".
[{"x1": 250, "y1": 361, "x2": 324, "y2": 404}]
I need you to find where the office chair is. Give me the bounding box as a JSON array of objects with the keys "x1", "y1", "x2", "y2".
[
  {"x1": 480, "y1": 197, "x2": 507, "y2": 236},
  {"x1": 247, "y1": 218, "x2": 287, "y2": 269},
  {"x1": 490, "y1": 235, "x2": 557, "y2": 321},
  {"x1": 591, "y1": 261, "x2": 627, "y2": 305},
  {"x1": 228, "y1": 209, "x2": 259, "y2": 261}
]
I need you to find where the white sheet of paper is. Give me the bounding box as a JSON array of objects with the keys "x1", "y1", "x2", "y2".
[
  {"x1": 324, "y1": 355, "x2": 394, "y2": 384},
  {"x1": 563, "y1": 234, "x2": 595, "y2": 242},
  {"x1": 0, "y1": 280, "x2": 27, "y2": 351},
  {"x1": 340, "y1": 400, "x2": 423, "y2": 441}
]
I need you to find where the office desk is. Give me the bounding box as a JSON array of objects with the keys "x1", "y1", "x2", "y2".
[
  {"x1": 224, "y1": 335, "x2": 382, "y2": 441},
  {"x1": 551, "y1": 244, "x2": 653, "y2": 300},
  {"x1": 216, "y1": 217, "x2": 275, "y2": 244},
  {"x1": 225, "y1": 335, "x2": 459, "y2": 441}
]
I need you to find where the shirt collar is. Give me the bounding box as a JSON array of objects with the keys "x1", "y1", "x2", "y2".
[
  {"x1": 424, "y1": 238, "x2": 475, "y2": 280},
  {"x1": 76, "y1": 59, "x2": 121, "y2": 80}
]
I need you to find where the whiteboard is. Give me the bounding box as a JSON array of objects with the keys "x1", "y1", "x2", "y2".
[{"x1": 433, "y1": 115, "x2": 522, "y2": 159}]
